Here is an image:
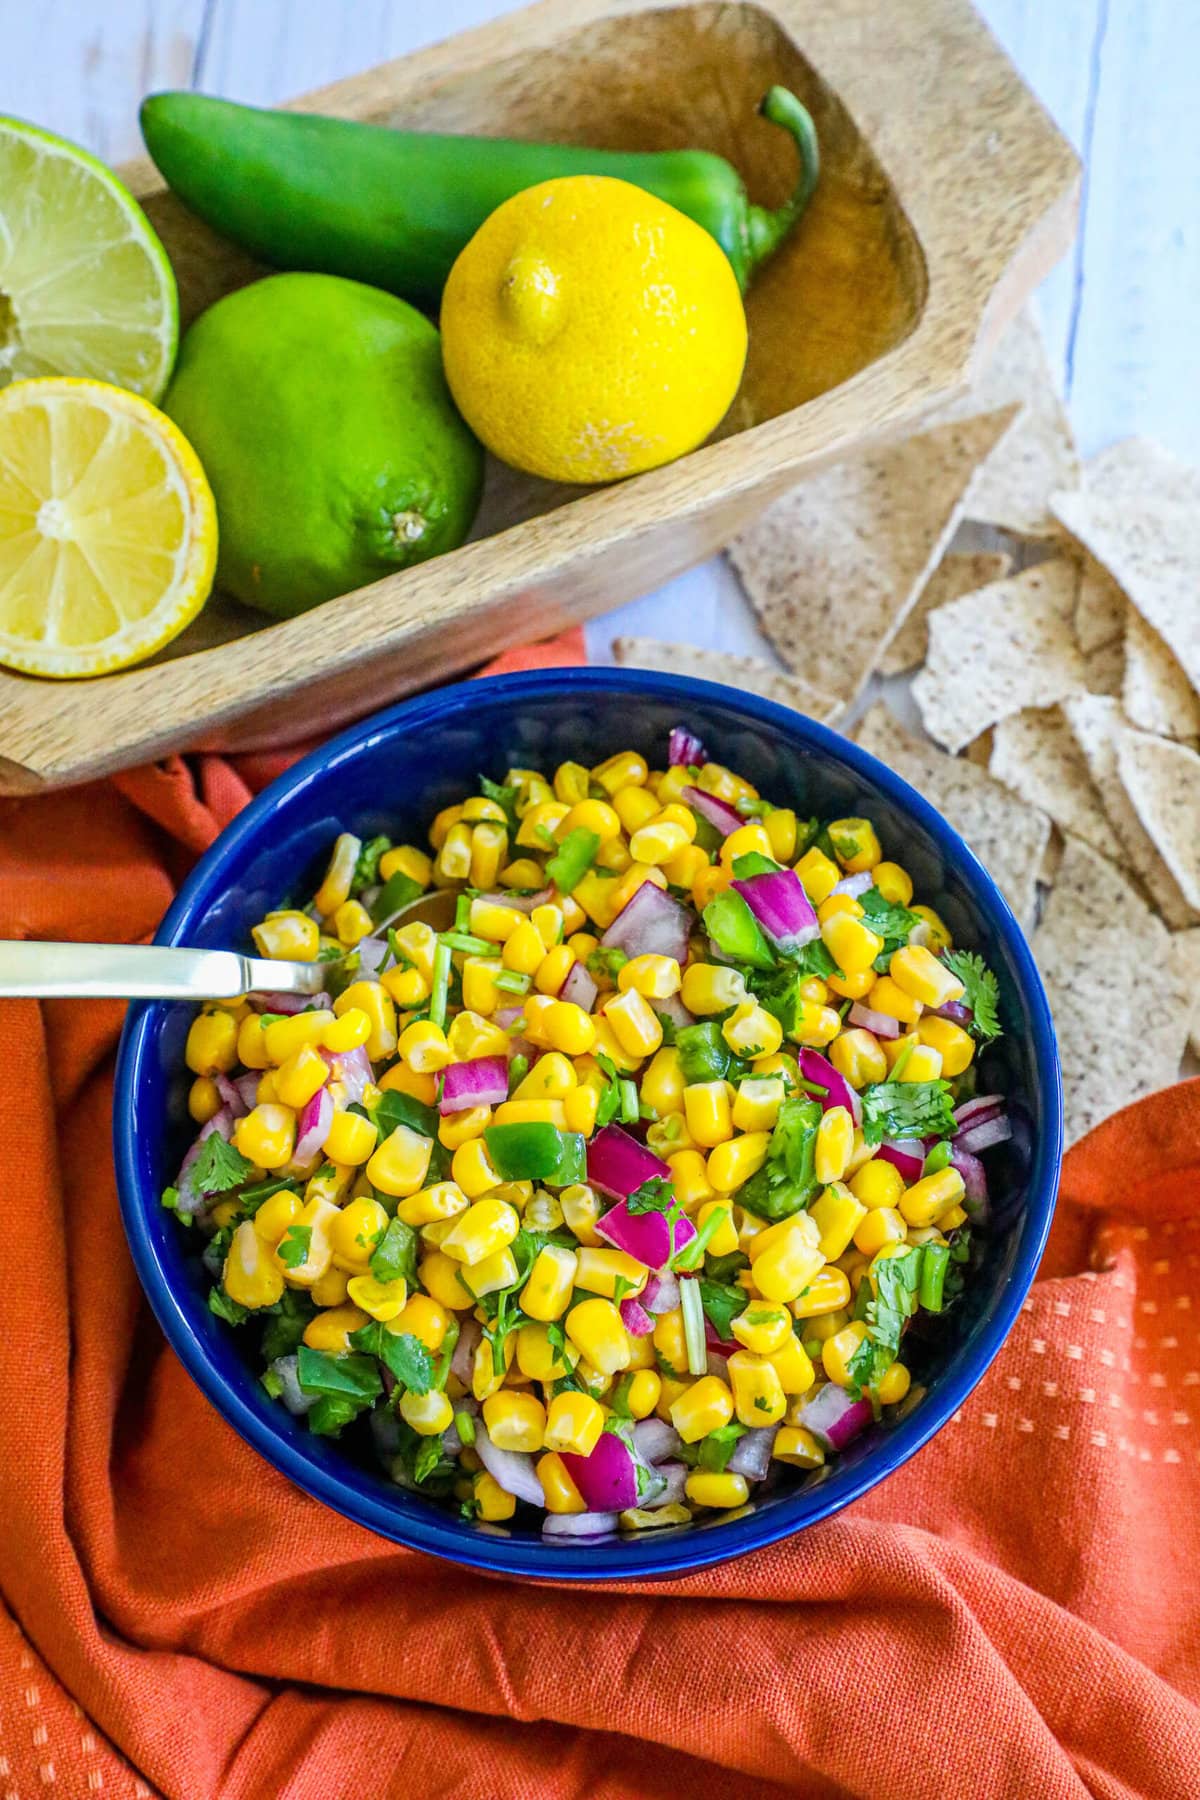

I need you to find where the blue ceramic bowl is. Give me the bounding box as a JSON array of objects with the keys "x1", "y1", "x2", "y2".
[{"x1": 115, "y1": 668, "x2": 1061, "y2": 1580}]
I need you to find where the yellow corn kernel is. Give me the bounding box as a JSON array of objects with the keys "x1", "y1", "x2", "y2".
[
  {"x1": 717, "y1": 821, "x2": 773, "y2": 871},
  {"x1": 559, "y1": 798, "x2": 621, "y2": 844},
  {"x1": 537, "y1": 1451, "x2": 586, "y2": 1515},
  {"x1": 680, "y1": 962, "x2": 748, "y2": 1016},
  {"x1": 302, "y1": 1302, "x2": 370, "y2": 1353},
  {"x1": 251, "y1": 909, "x2": 320, "y2": 963},
  {"x1": 707, "y1": 1130, "x2": 771, "y2": 1195},
  {"x1": 222, "y1": 1220, "x2": 285, "y2": 1310},
  {"x1": 557, "y1": 894, "x2": 586, "y2": 936},
  {"x1": 458, "y1": 1245, "x2": 519, "y2": 1299},
  {"x1": 482, "y1": 1388, "x2": 547, "y2": 1455},
  {"x1": 654, "y1": 1374, "x2": 691, "y2": 1424},
  {"x1": 611, "y1": 784, "x2": 660, "y2": 834},
  {"x1": 185, "y1": 1009, "x2": 239, "y2": 1077},
  {"x1": 559, "y1": 1182, "x2": 603, "y2": 1246},
  {"x1": 557, "y1": 1087, "x2": 595, "y2": 1137},
  {"x1": 492, "y1": 1100, "x2": 567, "y2": 1132},
  {"x1": 802, "y1": 1306, "x2": 851, "y2": 1347},
  {"x1": 575, "y1": 1246, "x2": 648, "y2": 1300},
  {"x1": 592, "y1": 750, "x2": 648, "y2": 794},
  {"x1": 366, "y1": 1123, "x2": 433, "y2": 1197},
  {"x1": 388, "y1": 1291, "x2": 451, "y2": 1350},
  {"x1": 824, "y1": 970, "x2": 873, "y2": 1003},
  {"x1": 436, "y1": 1106, "x2": 491, "y2": 1152},
  {"x1": 329, "y1": 899, "x2": 371, "y2": 949},
  {"x1": 888, "y1": 944, "x2": 964, "y2": 1008},
  {"x1": 682, "y1": 1080, "x2": 734, "y2": 1149},
  {"x1": 721, "y1": 1001, "x2": 783, "y2": 1060},
  {"x1": 376, "y1": 1069, "x2": 436, "y2": 1116},
  {"x1": 853, "y1": 1205, "x2": 908, "y2": 1257},
  {"x1": 815, "y1": 1106, "x2": 855, "y2": 1185},
  {"x1": 315, "y1": 1108, "x2": 372, "y2": 1169},
  {"x1": 651, "y1": 764, "x2": 692, "y2": 806},
  {"x1": 791, "y1": 1266, "x2": 851, "y2": 1320},
  {"x1": 669, "y1": 1374, "x2": 734, "y2": 1443},
  {"x1": 432, "y1": 820, "x2": 471, "y2": 882},
  {"x1": 396, "y1": 1388, "x2": 453, "y2": 1438},
  {"x1": 492, "y1": 860, "x2": 539, "y2": 896},
  {"x1": 260, "y1": 1010, "x2": 334, "y2": 1067},
  {"x1": 395, "y1": 1180, "x2": 467, "y2": 1230},
  {"x1": 529, "y1": 944, "x2": 570, "y2": 998},
  {"x1": 513, "y1": 995, "x2": 553, "y2": 1050},
  {"x1": 727, "y1": 1349, "x2": 787, "y2": 1427},
  {"x1": 689, "y1": 863, "x2": 730, "y2": 912},
  {"x1": 823, "y1": 1321, "x2": 871, "y2": 1388},
  {"x1": 381, "y1": 965, "x2": 431, "y2": 1010},
  {"x1": 910, "y1": 904, "x2": 951, "y2": 951},
  {"x1": 379, "y1": 843, "x2": 433, "y2": 888},
  {"x1": 566, "y1": 1297, "x2": 630, "y2": 1375},
  {"x1": 651, "y1": 1308, "x2": 687, "y2": 1375},
  {"x1": 188, "y1": 1075, "x2": 222, "y2": 1125},
  {"x1": 755, "y1": 806, "x2": 794, "y2": 863},
  {"x1": 829, "y1": 1028, "x2": 888, "y2": 1089},
  {"x1": 515, "y1": 799, "x2": 569, "y2": 850},
  {"x1": 617, "y1": 954, "x2": 682, "y2": 1003},
  {"x1": 685, "y1": 1469, "x2": 749, "y2": 1510},
  {"x1": 731, "y1": 1301, "x2": 791, "y2": 1354},
  {"x1": 458, "y1": 958, "x2": 501, "y2": 1016},
  {"x1": 809, "y1": 1182, "x2": 869, "y2": 1261},
  {"x1": 232, "y1": 1102, "x2": 294, "y2": 1171},
  {"x1": 496, "y1": 920, "x2": 542, "y2": 978},
  {"x1": 317, "y1": 1011, "x2": 369, "y2": 1061},
  {"x1": 544, "y1": 1390, "x2": 605, "y2": 1458},
  {"x1": 821, "y1": 911, "x2": 885, "y2": 977},
  {"x1": 574, "y1": 1360, "x2": 614, "y2": 1399},
  {"x1": 827, "y1": 819, "x2": 882, "y2": 873},
  {"x1": 468, "y1": 1469, "x2": 514, "y2": 1521},
  {"x1": 848, "y1": 1159, "x2": 904, "y2": 1213},
  {"x1": 331, "y1": 980, "x2": 396, "y2": 1061},
  {"x1": 799, "y1": 977, "x2": 830, "y2": 1005},
  {"x1": 443, "y1": 1135, "x2": 497, "y2": 1198},
  {"x1": 566, "y1": 931, "x2": 599, "y2": 963},
  {"x1": 646, "y1": 1112, "x2": 693, "y2": 1159},
  {"x1": 514, "y1": 1322, "x2": 573, "y2": 1382},
  {"x1": 468, "y1": 898, "x2": 524, "y2": 945},
  {"x1": 773, "y1": 1425, "x2": 826, "y2": 1468},
  {"x1": 569, "y1": 870, "x2": 618, "y2": 930},
  {"x1": 792, "y1": 846, "x2": 839, "y2": 906},
  {"x1": 767, "y1": 1333, "x2": 816, "y2": 1395},
  {"x1": 396, "y1": 1020, "x2": 450, "y2": 1076},
  {"x1": 667, "y1": 1148, "x2": 716, "y2": 1209},
  {"x1": 342, "y1": 1271, "x2": 405, "y2": 1321},
  {"x1": 696, "y1": 1199, "x2": 738, "y2": 1257},
  {"x1": 459, "y1": 795, "x2": 506, "y2": 827},
  {"x1": 750, "y1": 1220, "x2": 825, "y2": 1305},
  {"x1": 791, "y1": 1000, "x2": 842, "y2": 1048},
  {"x1": 440, "y1": 1195, "x2": 520, "y2": 1266},
  {"x1": 467, "y1": 822, "x2": 505, "y2": 890},
  {"x1": 390, "y1": 920, "x2": 439, "y2": 986},
  {"x1": 867, "y1": 975, "x2": 924, "y2": 1026},
  {"x1": 732, "y1": 1076, "x2": 785, "y2": 1133},
  {"x1": 415, "y1": 1250, "x2": 470, "y2": 1311},
  {"x1": 305, "y1": 1162, "x2": 353, "y2": 1209},
  {"x1": 273, "y1": 1043, "x2": 328, "y2": 1113},
  {"x1": 939, "y1": 1202, "x2": 968, "y2": 1230},
  {"x1": 917, "y1": 1016, "x2": 975, "y2": 1076},
  {"x1": 601, "y1": 988, "x2": 663, "y2": 1060},
  {"x1": 549, "y1": 759, "x2": 589, "y2": 805},
  {"x1": 660, "y1": 843, "x2": 707, "y2": 894},
  {"x1": 872, "y1": 861, "x2": 913, "y2": 906},
  {"x1": 537, "y1": 1002, "x2": 593, "y2": 1061},
  {"x1": 514, "y1": 1052, "x2": 577, "y2": 1102},
  {"x1": 651, "y1": 802, "x2": 697, "y2": 842},
  {"x1": 628, "y1": 819, "x2": 690, "y2": 865},
  {"x1": 313, "y1": 832, "x2": 361, "y2": 917},
  {"x1": 521, "y1": 1243, "x2": 579, "y2": 1322},
  {"x1": 330, "y1": 1196, "x2": 389, "y2": 1271},
  {"x1": 273, "y1": 1195, "x2": 339, "y2": 1288},
  {"x1": 896, "y1": 1042, "x2": 944, "y2": 1083},
  {"x1": 872, "y1": 1360, "x2": 909, "y2": 1407},
  {"x1": 881, "y1": 1037, "x2": 917, "y2": 1082},
  {"x1": 899, "y1": 1166, "x2": 965, "y2": 1228},
  {"x1": 447, "y1": 1011, "x2": 509, "y2": 1063},
  {"x1": 310, "y1": 1265, "x2": 350, "y2": 1307}
]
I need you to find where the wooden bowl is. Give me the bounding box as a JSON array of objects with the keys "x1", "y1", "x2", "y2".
[{"x1": 0, "y1": 0, "x2": 1078, "y2": 791}]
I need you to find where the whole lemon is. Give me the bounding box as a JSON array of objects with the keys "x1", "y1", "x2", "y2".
[{"x1": 440, "y1": 175, "x2": 748, "y2": 484}]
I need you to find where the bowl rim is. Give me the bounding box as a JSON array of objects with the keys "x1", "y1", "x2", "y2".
[{"x1": 114, "y1": 667, "x2": 1063, "y2": 1580}]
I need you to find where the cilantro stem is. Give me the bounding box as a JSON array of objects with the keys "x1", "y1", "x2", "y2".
[
  {"x1": 429, "y1": 940, "x2": 452, "y2": 1029},
  {"x1": 885, "y1": 1039, "x2": 916, "y2": 1083},
  {"x1": 919, "y1": 1243, "x2": 949, "y2": 1311},
  {"x1": 671, "y1": 1205, "x2": 727, "y2": 1272},
  {"x1": 434, "y1": 1319, "x2": 461, "y2": 1390},
  {"x1": 679, "y1": 1276, "x2": 708, "y2": 1376},
  {"x1": 440, "y1": 930, "x2": 492, "y2": 955},
  {"x1": 454, "y1": 1409, "x2": 476, "y2": 1446}
]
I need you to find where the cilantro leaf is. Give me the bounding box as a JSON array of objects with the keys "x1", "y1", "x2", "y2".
[
  {"x1": 735, "y1": 1096, "x2": 822, "y2": 1221},
  {"x1": 731, "y1": 852, "x2": 783, "y2": 878},
  {"x1": 942, "y1": 949, "x2": 1003, "y2": 1041},
  {"x1": 859, "y1": 886, "x2": 921, "y2": 955},
  {"x1": 697, "y1": 1421, "x2": 745, "y2": 1471},
  {"x1": 587, "y1": 946, "x2": 629, "y2": 981},
  {"x1": 260, "y1": 1289, "x2": 315, "y2": 1361},
  {"x1": 353, "y1": 834, "x2": 392, "y2": 892},
  {"x1": 350, "y1": 1322, "x2": 435, "y2": 1394},
  {"x1": 370, "y1": 1215, "x2": 419, "y2": 1287},
  {"x1": 276, "y1": 1225, "x2": 312, "y2": 1270},
  {"x1": 594, "y1": 1051, "x2": 623, "y2": 1128},
  {"x1": 479, "y1": 774, "x2": 521, "y2": 834},
  {"x1": 296, "y1": 1346, "x2": 382, "y2": 1403},
  {"x1": 627, "y1": 1176, "x2": 676, "y2": 1215},
  {"x1": 697, "y1": 1279, "x2": 744, "y2": 1343},
  {"x1": 860, "y1": 1080, "x2": 956, "y2": 1146},
  {"x1": 307, "y1": 1394, "x2": 367, "y2": 1437},
  {"x1": 207, "y1": 1284, "x2": 248, "y2": 1326},
  {"x1": 190, "y1": 1132, "x2": 254, "y2": 1196}
]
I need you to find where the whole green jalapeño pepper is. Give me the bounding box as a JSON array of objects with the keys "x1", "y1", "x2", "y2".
[{"x1": 140, "y1": 88, "x2": 819, "y2": 307}]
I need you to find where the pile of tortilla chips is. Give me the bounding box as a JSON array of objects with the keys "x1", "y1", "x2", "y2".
[{"x1": 612, "y1": 310, "x2": 1199, "y2": 1143}]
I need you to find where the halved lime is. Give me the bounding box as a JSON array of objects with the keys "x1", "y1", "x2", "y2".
[{"x1": 0, "y1": 117, "x2": 178, "y2": 401}]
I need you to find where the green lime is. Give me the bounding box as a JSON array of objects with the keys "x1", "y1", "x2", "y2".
[
  {"x1": 163, "y1": 272, "x2": 485, "y2": 617},
  {"x1": 0, "y1": 116, "x2": 178, "y2": 399}
]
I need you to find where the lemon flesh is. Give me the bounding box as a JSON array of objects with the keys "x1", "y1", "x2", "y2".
[
  {"x1": 0, "y1": 377, "x2": 217, "y2": 678},
  {"x1": 0, "y1": 117, "x2": 178, "y2": 401}
]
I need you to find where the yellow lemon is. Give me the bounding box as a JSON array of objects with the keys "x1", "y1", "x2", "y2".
[
  {"x1": 0, "y1": 377, "x2": 216, "y2": 677},
  {"x1": 440, "y1": 176, "x2": 748, "y2": 484}
]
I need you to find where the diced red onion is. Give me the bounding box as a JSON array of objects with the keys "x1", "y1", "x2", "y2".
[
  {"x1": 703, "y1": 1316, "x2": 739, "y2": 1358},
  {"x1": 652, "y1": 992, "x2": 696, "y2": 1030},
  {"x1": 233, "y1": 1070, "x2": 262, "y2": 1111},
  {"x1": 642, "y1": 1462, "x2": 688, "y2": 1509},
  {"x1": 354, "y1": 935, "x2": 390, "y2": 976},
  {"x1": 798, "y1": 1048, "x2": 862, "y2": 1127},
  {"x1": 475, "y1": 1424, "x2": 544, "y2": 1506},
  {"x1": 668, "y1": 725, "x2": 708, "y2": 767},
  {"x1": 957, "y1": 1114, "x2": 1012, "y2": 1155},
  {"x1": 270, "y1": 1355, "x2": 315, "y2": 1416},
  {"x1": 796, "y1": 1384, "x2": 873, "y2": 1451},
  {"x1": 588, "y1": 1124, "x2": 671, "y2": 1201},
  {"x1": 175, "y1": 1107, "x2": 235, "y2": 1215},
  {"x1": 950, "y1": 1145, "x2": 989, "y2": 1219},
  {"x1": 477, "y1": 888, "x2": 551, "y2": 915},
  {"x1": 641, "y1": 1270, "x2": 680, "y2": 1315},
  {"x1": 601, "y1": 881, "x2": 691, "y2": 964},
  {"x1": 494, "y1": 1005, "x2": 524, "y2": 1030},
  {"x1": 320, "y1": 1043, "x2": 373, "y2": 1106},
  {"x1": 681, "y1": 784, "x2": 744, "y2": 838},
  {"x1": 847, "y1": 1002, "x2": 901, "y2": 1040},
  {"x1": 727, "y1": 1425, "x2": 778, "y2": 1482},
  {"x1": 294, "y1": 1085, "x2": 333, "y2": 1164},
  {"x1": 451, "y1": 1316, "x2": 482, "y2": 1386},
  {"x1": 597, "y1": 1193, "x2": 695, "y2": 1269},
  {"x1": 439, "y1": 1056, "x2": 508, "y2": 1114},
  {"x1": 252, "y1": 989, "x2": 333, "y2": 1015},
  {"x1": 561, "y1": 1430, "x2": 640, "y2": 1510},
  {"x1": 620, "y1": 1297, "x2": 654, "y2": 1337},
  {"x1": 543, "y1": 1511, "x2": 619, "y2": 1538},
  {"x1": 935, "y1": 999, "x2": 973, "y2": 1028},
  {"x1": 632, "y1": 1418, "x2": 683, "y2": 1465},
  {"x1": 731, "y1": 867, "x2": 820, "y2": 952},
  {"x1": 705, "y1": 1351, "x2": 730, "y2": 1382},
  {"x1": 560, "y1": 962, "x2": 598, "y2": 1011},
  {"x1": 831, "y1": 872, "x2": 873, "y2": 899},
  {"x1": 215, "y1": 1073, "x2": 250, "y2": 1119},
  {"x1": 876, "y1": 1137, "x2": 925, "y2": 1182},
  {"x1": 953, "y1": 1094, "x2": 1005, "y2": 1130}
]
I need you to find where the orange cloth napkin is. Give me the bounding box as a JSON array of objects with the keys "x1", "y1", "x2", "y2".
[{"x1": 2, "y1": 628, "x2": 1199, "y2": 1799}]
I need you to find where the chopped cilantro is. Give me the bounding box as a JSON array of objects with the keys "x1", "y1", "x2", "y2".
[
  {"x1": 859, "y1": 885, "x2": 921, "y2": 955},
  {"x1": 594, "y1": 1051, "x2": 623, "y2": 1128},
  {"x1": 350, "y1": 1321, "x2": 434, "y2": 1394},
  {"x1": 697, "y1": 1278, "x2": 744, "y2": 1342},
  {"x1": 860, "y1": 1079, "x2": 956, "y2": 1145},
  {"x1": 697, "y1": 1422, "x2": 745, "y2": 1471},
  {"x1": 627, "y1": 1177, "x2": 676, "y2": 1215},
  {"x1": 587, "y1": 946, "x2": 629, "y2": 981},
  {"x1": 307, "y1": 1395, "x2": 365, "y2": 1437},
  {"x1": 479, "y1": 774, "x2": 522, "y2": 834},
  {"x1": 207, "y1": 1285, "x2": 248, "y2": 1326},
  {"x1": 276, "y1": 1224, "x2": 312, "y2": 1270},
  {"x1": 370, "y1": 1215, "x2": 419, "y2": 1287},
  {"x1": 731, "y1": 851, "x2": 783, "y2": 878},
  {"x1": 296, "y1": 1345, "x2": 382, "y2": 1403},
  {"x1": 190, "y1": 1132, "x2": 254, "y2": 1196},
  {"x1": 353, "y1": 834, "x2": 392, "y2": 892},
  {"x1": 734, "y1": 1096, "x2": 821, "y2": 1221},
  {"x1": 942, "y1": 949, "x2": 1003, "y2": 1040},
  {"x1": 260, "y1": 1289, "x2": 314, "y2": 1361}
]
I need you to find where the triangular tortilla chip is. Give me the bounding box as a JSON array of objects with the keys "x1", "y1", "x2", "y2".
[
  {"x1": 934, "y1": 308, "x2": 1080, "y2": 535},
  {"x1": 1033, "y1": 837, "x2": 1189, "y2": 1144},
  {"x1": 913, "y1": 560, "x2": 1085, "y2": 753},
  {"x1": 990, "y1": 706, "x2": 1122, "y2": 862},
  {"x1": 727, "y1": 408, "x2": 1016, "y2": 707},
  {"x1": 1121, "y1": 606, "x2": 1200, "y2": 740},
  {"x1": 1117, "y1": 729, "x2": 1200, "y2": 912},
  {"x1": 1074, "y1": 554, "x2": 1126, "y2": 655},
  {"x1": 1082, "y1": 635, "x2": 1124, "y2": 698},
  {"x1": 1169, "y1": 929, "x2": 1200, "y2": 1060},
  {"x1": 1062, "y1": 695, "x2": 1197, "y2": 928},
  {"x1": 879, "y1": 550, "x2": 1012, "y2": 676},
  {"x1": 853, "y1": 704, "x2": 1049, "y2": 931},
  {"x1": 610, "y1": 638, "x2": 841, "y2": 721}
]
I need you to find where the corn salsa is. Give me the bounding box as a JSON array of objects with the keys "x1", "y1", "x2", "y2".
[{"x1": 166, "y1": 728, "x2": 1012, "y2": 1535}]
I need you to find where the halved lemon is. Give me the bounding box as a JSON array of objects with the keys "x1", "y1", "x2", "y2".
[
  {"x1": 0, "y1": 116, "x2": 178, "y2": 400},
  {"x1": 0, "y1": 377, "x2": 217, "y2": 678}
]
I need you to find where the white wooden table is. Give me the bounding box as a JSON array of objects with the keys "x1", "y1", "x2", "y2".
[{"x1": 8, "y1": 0, "x2": 1197, "y2": 670}]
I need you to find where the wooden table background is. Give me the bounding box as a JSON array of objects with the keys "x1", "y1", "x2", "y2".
[{"x1": 7, "y1": 0, "x2": 1197, "y2": 669}]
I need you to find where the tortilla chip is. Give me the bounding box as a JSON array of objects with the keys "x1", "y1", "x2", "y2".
[
  {"x1": 879, "y1": 550, "x2": 1013, "y2": 676},
  {"x1": 727, "y1": 408, "x2": 1016, "y2": 706},
  {"x1": 989, "y1": 706, "x2": 1122, "y2": 862},
  {"x1": 1082, "y1": 635, "x2": 1124, "y2": 698},
  {"x1": 934, "y1": 308, "x2": 1080, "y2": 535},
  {"x1": 610, "y1": 638, "x2": 841, "y2": 722},
  {"x1": 913, "y1": 560, "x2": 1086, "y2": 753},
  {"x1": 1116, "y1": 729, "x2": 1200, "y2": 912},
  {"x1": 1169, "y1": 929, "x2": 1200, "y2": 1060},
  {"x1": 853, "y1": 704, "x2": 1049, "y2": 931},
  {"x1": 1074, "y1": 554, "x2": 1126, "y2": 655},
  {"x1": 1121, "y1": 606, "x2": 1200, "y2": 740},
  {"x1": 1053, "y1": 437, "x2": 1200, "y2": 700},
  {"x1": 1062, "y1": 695, "x2": 1197, "y2": 929},
  {"x1": 1033, "y1": 837, "x2": 1189, "y2": 1144},
  {"x1": 1038, "y1": 829, "x2": 1064, "y2": 890}
]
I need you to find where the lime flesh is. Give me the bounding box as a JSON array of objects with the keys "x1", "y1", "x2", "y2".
[{"x1": 0, "y1": 116, "x2": 178, "y2": 401}]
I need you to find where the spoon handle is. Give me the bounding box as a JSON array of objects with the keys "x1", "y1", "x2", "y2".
[{"x1": 0, "y1": 940, "x2": 326, "y2": 1001}]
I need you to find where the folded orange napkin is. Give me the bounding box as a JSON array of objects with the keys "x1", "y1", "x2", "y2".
[{"x1": 1, "y1": 629, "x2": 1198, "y2": 1799}]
